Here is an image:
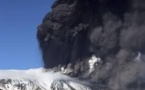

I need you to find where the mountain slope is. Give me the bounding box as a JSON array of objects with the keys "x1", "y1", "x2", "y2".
[{"x1": 0, "y1": 68, "x2": 92, "y2": 90}]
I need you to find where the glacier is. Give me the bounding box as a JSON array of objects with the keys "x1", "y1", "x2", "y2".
[{"x1": 0, "y1": 68, "x2": 92, "y2": 90}]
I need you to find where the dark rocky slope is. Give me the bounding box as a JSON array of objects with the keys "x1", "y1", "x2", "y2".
[{"x1": 37, "y1": 0, "x2": 145, "y2": 89}]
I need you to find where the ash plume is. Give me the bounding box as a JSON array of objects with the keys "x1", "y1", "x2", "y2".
[{"x1": 37, "y1": 0, "x2": 145, "y2": 89}]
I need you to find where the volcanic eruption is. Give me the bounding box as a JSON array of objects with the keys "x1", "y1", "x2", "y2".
[
  {"x1": 37, "y1": 0, "x2": 145, "y2": 90},
  {"x1": 0, "y1": 0, "x2": 145, "y2": 90}
]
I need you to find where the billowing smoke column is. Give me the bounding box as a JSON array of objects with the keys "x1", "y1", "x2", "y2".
[{"x1": 37, "y1": 0, "x2": 145, "y2": 89}]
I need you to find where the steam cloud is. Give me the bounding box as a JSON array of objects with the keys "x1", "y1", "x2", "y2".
[{"x1": 37, "y1": 0, "x2": 145, "y2": 89}]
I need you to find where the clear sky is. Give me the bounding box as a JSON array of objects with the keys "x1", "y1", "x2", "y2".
[{"x1": 0, "y1": 0, "x2": 54, "y2": 69}]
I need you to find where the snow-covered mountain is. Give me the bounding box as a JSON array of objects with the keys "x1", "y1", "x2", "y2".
[{"x1": 0, "y1": 68, "x2": 92, "y2": 90}]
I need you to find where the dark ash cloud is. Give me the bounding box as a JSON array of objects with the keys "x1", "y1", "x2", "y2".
[{"x1": 37, "y1": 0, "x2": 145, "y2": 89}]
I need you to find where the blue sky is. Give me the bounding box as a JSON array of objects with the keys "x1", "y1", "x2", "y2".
[{"x1": 0, "y1": 0, "x2": 54, "y2": 69}]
